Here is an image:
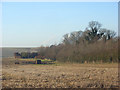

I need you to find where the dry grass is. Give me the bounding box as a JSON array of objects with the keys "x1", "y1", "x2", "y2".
[{"x1": 2, "y1": 58, "x2": 119, "y2": 88}]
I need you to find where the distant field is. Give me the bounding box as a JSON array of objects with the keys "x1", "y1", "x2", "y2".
[
  {"x1": 18, "y1": 58, "x2": 52, "y2": 62},
  {"x1": 2, "y1": 48, "x2": 37, "y2": 58},
  {"x1": 2, "y1": 58, "x2": 119, "y2": 88}
]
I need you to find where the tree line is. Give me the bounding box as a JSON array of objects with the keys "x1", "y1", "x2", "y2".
[
  {"x1": 14, "y1": 52, "x2": 38, "y2": 58},
  {"x1": 37, "y1": 21, "x2": 119, "y2": 63}
]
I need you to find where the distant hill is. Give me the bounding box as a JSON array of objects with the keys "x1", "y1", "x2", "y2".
[{"x1": 2, "y1": 47, "x2": 38, "y2": 58}]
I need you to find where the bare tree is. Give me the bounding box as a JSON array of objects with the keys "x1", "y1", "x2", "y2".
[
  {"x1": 63, "y1": 33, "x2": 70, "y2": 45},
  {"x1": 100, "y1": 28, "x2": 116, "y2": 40},
  {"x1": 89, "y1": 21, "x2": 102, "y2": 32},
  {"x1": 69, "y1": 31, "x2": 83, "y2": 45}
]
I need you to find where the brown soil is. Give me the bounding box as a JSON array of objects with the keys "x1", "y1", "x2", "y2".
[{"x1": 2, "y1": 58, "x2": 119, "y2": 88}]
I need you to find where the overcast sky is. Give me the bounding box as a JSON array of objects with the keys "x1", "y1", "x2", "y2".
[{"x1": 2, "y1": 2, "x2": 118, "y2": 47}]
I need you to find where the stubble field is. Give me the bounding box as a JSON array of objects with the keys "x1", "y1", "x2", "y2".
[{"x1": 2, "y1": 58, "x2": 119, "y2": 88}]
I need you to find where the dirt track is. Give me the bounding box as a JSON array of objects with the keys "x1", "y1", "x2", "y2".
[{"x1": 2, "y1": 58, "x2": 119, "y2": 88}]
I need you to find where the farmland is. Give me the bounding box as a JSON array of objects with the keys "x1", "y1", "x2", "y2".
[{"x1": 2, "y1": 58, "x2": 119, "y2": 88}]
